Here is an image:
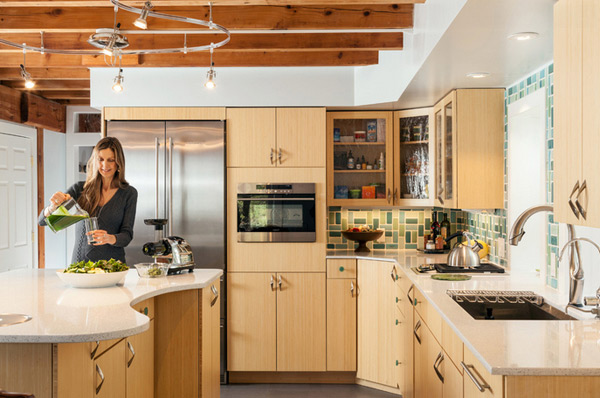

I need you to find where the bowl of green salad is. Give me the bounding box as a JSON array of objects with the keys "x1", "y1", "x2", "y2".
[
  {"x1": 57, "y1": 259, "x2": 129, "y2": 288},
  {"x1": 134, "y1": 263, "x2": 169, "y2": 278}
]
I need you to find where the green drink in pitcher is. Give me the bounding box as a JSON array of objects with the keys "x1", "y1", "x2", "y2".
[{"x1": 45, "y1": 198, "x2": 89, "y2": 233}]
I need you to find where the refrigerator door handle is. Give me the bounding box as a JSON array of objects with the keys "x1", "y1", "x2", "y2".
[
  {"x1": 168, "y1": 137, "x2": 173, "y2": 237},
  {"x1": 154, "y1": 137, "x2": 159, "y2": 219}
]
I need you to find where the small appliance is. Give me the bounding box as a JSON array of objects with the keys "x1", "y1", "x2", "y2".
[{"x1": 141, "y1": 218, "x2": 195, "y2": 274}]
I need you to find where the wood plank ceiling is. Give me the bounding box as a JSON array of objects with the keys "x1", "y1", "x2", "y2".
[{"x1": 0, "y1": 1, "x2": 423, "y2": 106}]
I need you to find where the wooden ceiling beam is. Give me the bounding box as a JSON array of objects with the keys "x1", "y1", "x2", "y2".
[
  {"x1": 0, "y1": 1, "x2": 425, "y2": 7},
  {"x1": 0, "y1": 83, "x2": 66, "y2": 132},
  {"x1": 54, "y1": 99, "x2": 90, "y2": 105},
  {"x1": 0, "y1": 32, "x2": 403, "y2": 52},
  {"x1": 38, "y1": 90, "x2": 89, "y2": 99},
  {"x1": 0, "y1": 50, "x2": 379, "y2": 67},
  {"x1": 3, "y1": 80, "x2": 90, "y2": 91},
  {"x1": 0, "y1": 68, "x2": 90, "y2": 80},
  {"x1": 0, "y1": 4, "x2": 413, "y2": 31}
]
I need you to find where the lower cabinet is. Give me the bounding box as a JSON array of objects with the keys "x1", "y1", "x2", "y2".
[
  {"x1": 413, "y1": 313, "x2": 443, "y2": 398},
  {"x1": 326, "y1": 277, "x2": 356, "y2": 371},
  {"x1": 462, "y1": 347, "x2": 503, "y2": 398},
  {"x1": 397, "y1": 276, "x2": 414, "y2": 398},
  {"x1": 126, "y1": 321, "x2": 154, "y2": 398},
  {"x1": 95, "y1": 340, "x2": 126, "y2": 398},
  {"x1": 227, "y1": 272, "x2": 326, "y2": 372}
]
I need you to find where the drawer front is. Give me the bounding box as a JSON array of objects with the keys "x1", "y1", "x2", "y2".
[
  {"x1": 463, "y1": 348, "x2": 503, "y2": 398},
  {"x1": 327, "y1": 259, "x2": 357, "y2": 279},
  {"x1": 132, "y1": 297, "x2": 155, "y2": 320},
  {"x1": 91, "y1": 338, "x2": 123, "y2": 360},
  {"x1": 442, "y1": 321, "x2": 464, "y2": 374},
  {"x1": 413, "y1": 288, "x2": 442, "y2": 344},
  {"x1": 396, "y1": 267, "x2": 412, "y2": 295}
]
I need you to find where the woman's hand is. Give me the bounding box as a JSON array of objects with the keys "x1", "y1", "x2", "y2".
[
  {"x1": 48, "y1": 191, "x2": 71, "y2": 211},
  {"x1": 89, "y1": 229, "x2": 116, "y2": 246}
]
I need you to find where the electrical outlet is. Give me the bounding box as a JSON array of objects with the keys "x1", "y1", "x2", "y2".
[{"x1": 497, "y1": 237, "x2": 505, "y2": 258}]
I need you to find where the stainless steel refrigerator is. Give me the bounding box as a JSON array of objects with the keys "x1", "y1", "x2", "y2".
[{"x1": 107, "y1": 120, "x2": 227, "y2": 381}]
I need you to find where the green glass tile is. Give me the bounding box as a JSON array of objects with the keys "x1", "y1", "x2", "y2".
[
  {"x1": 329, "y1": 212, "x2": 334, "y2": 223},
  {"x1": 327, "y1": 243, "x2": 335, "y2": 249},
  {"x1": 393, "y1": 218, "x2": 399, "y2": 230},
  {"x1": 329, "y1": 225, "x2": 341, "y2": 231},
  {"x1": 336, "y1": 244, "x2": 349, "y2": 249},
  {"x1": 373, "y1": 243, "x2": 385, "y2": 249},
  {"x1": 374, "y1": 219, "x2": 380, "y2": 229},
  {"x1": 550, "y1": 236, "x2": 558, "y2": 246},
  {"x1": 451, "y1": 213, "x2": 456, "y2": 223},
  {"x1": 354, "y1": 218, "x2": 366, "y2": 225},
  {"x1": 367, "y1": 213, "x2": 373, "y2": 224},
  {"x1": 407, "y1": 225, "x2": 418, "y2": 231},
  {"x1": 406, "y1": 218, "x2": 418, "y2": 224},
  {"x1": 418, "y1": 225, "x2": 424, "y2": 236},
  {"x1": 387, "y1": 212, "x2": 392, "y2": 224},
  {"x1": 399, "y1": 211, "x2": 405, "y2": 223},
  {"x1": 329, "y1": 231, "x2": 341, "y2": 237},
  {"x1": 399, "y1": 225, "x2": 405, "y2": 237},
  {"x1": 550, "y1": 278, "x2": 558, "y2": 289},
  {"x1": 405, "y1": 231, "x2": 411, "y2": 243},
  {"x1": 405, "y1": 243, "x2": 417, "y2": 249},
  {"x1": 393, "y1": 231, "x2": 398, "y2": 243},
  {"x1": 549, "y1": 63, "x2": 553, "y2": 73},
  {"x1": 342, "y1": 219, "x2": 348, "y2": 230},
  {"x1": 418, "y1": 212, "x2": 424, "y2": 223},
  {"x1": 385, "y1": 231, "x2": 392, "y2": 237},
  {"x1": 386, "y1": 244, "x2": 398, "y2": 250},
  {"x1": 336, "y1": 212, "x2": 341, "y2": 224},
  {"x1": 329, "y1": 206, "x2": 342, "y2": 211}
]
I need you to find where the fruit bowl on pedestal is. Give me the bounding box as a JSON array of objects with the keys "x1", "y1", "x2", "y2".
[{"x1": 341, "y1": 230, "x2": 384, "y2": 252}]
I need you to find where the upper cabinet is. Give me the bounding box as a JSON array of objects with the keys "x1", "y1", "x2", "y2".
[
  {"x1": 554, "y1": 0, "x2": 600, "y2": 227},
  {"x1": 394, "y1": 108, "x2": 435, "y2": 207},
  {"x1": 433, "y1": 89, "x2": 504, "y2": 210},
  {"x1": 327, "y1": 111, "x2": 395, "y2": 207},
  {"x1": 227, "y1": 107, "x2": 325, "y2": 168}
]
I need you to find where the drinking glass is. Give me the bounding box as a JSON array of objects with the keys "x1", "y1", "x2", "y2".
[{"x1": 85, "y1": 217, "x2": 99, "y2": 244}]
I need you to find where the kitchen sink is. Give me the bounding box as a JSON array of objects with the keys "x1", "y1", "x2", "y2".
[
  {"x1": 447, "y1": 290, "x2": 575, "y2": 321},
  {"x1": 0, "y1": 313, "x2": 32, "y2": 327}
]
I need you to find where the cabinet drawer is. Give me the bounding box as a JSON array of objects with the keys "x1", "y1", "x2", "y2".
[
  {"x1": 413, "y1": 288, "x2": 442, "y2": 344},
  {"x1": 396, "y1": 267, "x2": 412, "y2": 295},
  {"x1": 92, "y1": 338, "x2": 123, "y2": 360},
  {"x1": 463, "y1": 347, "x2": 503, "y2": 398},
  {"x1": 442, "y1": 321, "x2": 463, "y2": 374},
  {"x1": 327, "y1": 259, "x2": 356, "y2": 279},
  {"x1": 132, "y1": 297, "x2": 155, "y2": 320}
]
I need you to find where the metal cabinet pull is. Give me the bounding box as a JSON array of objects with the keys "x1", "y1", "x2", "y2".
[
  {"x1": 278, "y1": 275, "x2": 282, "y2": 290},
  {"x1": 413, "y1": 320, "x2": 422, "y2": 345},
  {"x1": 575, "y1": 180, "x2": 587, "y2": 220},
  {"x1": 90, "y1": 341, "x2": 100, "y2": 359},
  {"x1": 127, "y1": 341, "x2": 136, "y2": 368},
  {"x1": 461, "y1": 361, "x2": 491, "y2": 392},
  {"x1": 393, "y1": 188, "x2": 398, "y2": 203},
  {"x1": 350, "y1": 281, "x2": 355, "y2": 297},
  {"x1": 278, "y1": 148, "x2": 282, "y2": 164},
  {"x1": 270, "y1": 275, "x2": 275, "y2": 291},
  {"x1": 210, "y1": 284, "x2": 219, "y2": 307},
  {"x1": 95, "y1": 363, "x2": 105, "y2": 394},
  {"x1": 270, "y1": 148, "x2": 275, "y2": 164},
  {"x1": 390, "y1": 265, "x2": 398, "y2": 282},
  {"x1": 407, "y1": 285, "x2": 414, "y2": 305},
  {"x1": 437, "y1": 186, "x2": 445, "y2": 205},
  {"x1": 433, "y1": 352, "x2": 444, "y2": 383},
  {"x1": 387, "y1": 188, "x2": 392, "y2": 204},
  {"x1": 569, "y1": 181, "x2": 581, "y2": 219}
]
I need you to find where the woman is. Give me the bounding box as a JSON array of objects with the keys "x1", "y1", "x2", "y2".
[{"x1": 39, "y1": 137, "x2": 137, "y2": 264}]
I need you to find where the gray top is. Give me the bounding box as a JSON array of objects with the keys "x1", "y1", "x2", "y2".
[{"x1": 39, "y1": 182, "x2": 138, "y2": 265}]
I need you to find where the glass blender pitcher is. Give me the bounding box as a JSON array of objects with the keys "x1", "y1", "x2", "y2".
[{"x1": 45, "y1": 198, "x2": 89, "y2": 233}]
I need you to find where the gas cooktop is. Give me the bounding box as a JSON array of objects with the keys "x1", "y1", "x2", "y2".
[{"x1": 417, "y1": 263, "x2": 505, "y2": 274}]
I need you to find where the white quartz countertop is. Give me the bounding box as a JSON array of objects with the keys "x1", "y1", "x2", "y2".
[
  {"x1": 327, "y1": 250, "x2": 600, "y2": 376},
  {"x1": 0, "y1": 268, "x2": 222, "y2": 343}
]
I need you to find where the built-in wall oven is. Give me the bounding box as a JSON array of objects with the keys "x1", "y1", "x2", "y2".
[{"x1": 237, "y1": 183, "x2": 316, "y2": 242}]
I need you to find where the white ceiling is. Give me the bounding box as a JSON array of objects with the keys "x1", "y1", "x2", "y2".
[{"x1": 373, "y1": 0, "x2": 555, "y2": 110}]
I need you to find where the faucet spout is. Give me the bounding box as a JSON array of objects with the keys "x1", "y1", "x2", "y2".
[{"x1": 508, "y1": 205, "x2": 553, "y2": 246}]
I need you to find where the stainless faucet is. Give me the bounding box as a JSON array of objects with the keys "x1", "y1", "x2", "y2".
[
  {"x1": 508, "y1": 205, "x2": 584, "y2": 307},
  {"x1": 559, "y1": 238, "x2": 600, "y2": 318}
]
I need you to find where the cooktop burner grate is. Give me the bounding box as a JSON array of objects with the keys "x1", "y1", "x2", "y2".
[{"x1": 432, "y1": 263, "x2": 505, "y2": 273}]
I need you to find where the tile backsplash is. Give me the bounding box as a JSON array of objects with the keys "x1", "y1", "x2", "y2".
[{"x1": 327, "y1": 207, "x2": 465, "y2": 251}]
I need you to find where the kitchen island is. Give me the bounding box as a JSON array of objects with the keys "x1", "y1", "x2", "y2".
[
  {"x1": 0, "y1": 268, "x2": 222, "y2": 398},
  {"x1": 328, "y1": 250, "x2": 600, "y2": 397}
]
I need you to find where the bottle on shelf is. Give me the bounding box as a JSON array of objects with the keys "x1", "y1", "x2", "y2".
[
  {"x1": 431, "y1": 211, "x2": 440, "y2": 241},
  {"x1": 441, "y1": 213, "x2": 451, "y2": 249},
  {"x1": 361, "y1": 155, "x2": 366, "y2": 169},
  {"x1": 378, "y1": 152, "x2": 385, "y2": 170},
  {"x1": 347, "y1": 150, "x2": 355, "y2": 169}
]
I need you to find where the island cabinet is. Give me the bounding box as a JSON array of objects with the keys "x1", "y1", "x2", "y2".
[
  {"x1": 554, "y1": 0, "x2": 600, "y2": 227},
  {"x1": 326, "y1": 259, "x2": 357, "y2": 371},
  {"x1": 227, "y1": 272, "x2": 326, "y2": 372},
  {"x1": 226, "y1": 107, "x2": 326, "y2": 168},
  {"x1": 433, "y1": 89, "x2": 504, "y2": 210}
]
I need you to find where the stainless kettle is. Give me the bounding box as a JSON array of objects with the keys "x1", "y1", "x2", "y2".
[{"x1": 445, "y1": 231, "x2": 483, "y2": 267}]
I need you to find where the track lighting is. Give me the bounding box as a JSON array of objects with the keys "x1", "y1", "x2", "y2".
[
  {"x1": 102, "y1": 33, "x2": 118, "y2": 56},
  {"x1": 133, "y1": 1, "x2": 154, "y2": 30},
  {"x1": 20, "y1": 46, "x2": 35, "y2": 89},
  {"x1": 205, "y1": 45, "x2": 216, "y2": 89},
  {"x1": 112, "y1": 68, "x2": 124, "y2": 92}
]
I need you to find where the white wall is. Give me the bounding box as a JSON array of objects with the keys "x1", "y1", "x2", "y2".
[{"x1": 43, "y1": 129, "x2": 67, "y2": 268}]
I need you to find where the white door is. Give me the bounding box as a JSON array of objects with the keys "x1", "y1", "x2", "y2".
[{"x1": 0, "y1": 133, "x2": 33, "y2": 271}]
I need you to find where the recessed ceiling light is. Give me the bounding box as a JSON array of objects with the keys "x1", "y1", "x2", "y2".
[
  {"x1": 466, "y1": 72, "x2": 490, "y2": 79},
  {"x1": 508, "y1": 32, "x2": 539, "y2": 41}
]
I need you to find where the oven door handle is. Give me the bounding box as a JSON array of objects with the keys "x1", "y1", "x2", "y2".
[{"x1": 237, "y1": 197, "x2": 315, "y2": 201}]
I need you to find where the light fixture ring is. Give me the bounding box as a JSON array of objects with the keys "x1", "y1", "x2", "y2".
[{"x1": 88, "y1": 29, "x2": 130, "y2": 51}]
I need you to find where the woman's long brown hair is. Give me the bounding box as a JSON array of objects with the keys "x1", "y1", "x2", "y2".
[{"x1": 78, "y1": 137, "x2": 128, "y2": 215}]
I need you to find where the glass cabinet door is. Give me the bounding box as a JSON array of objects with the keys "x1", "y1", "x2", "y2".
[
  {"x1": 433, "y1": 90, "x2": 456, "y2": 208},
  {"x1": 444, "y1": 101, "x2": 454, "y2": 203},
  {"x1": 327, "y1": 112, "x2": 394, "y2": 206},
  {"x1": 435, "y1": 108, "x2": 444, "y2": 205},
  {"x1": 395, "y1": 108, "x2": 434, "y2": 206}
]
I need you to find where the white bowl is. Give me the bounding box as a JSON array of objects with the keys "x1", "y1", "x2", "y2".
[{"x1": 56, "y1": 270, "x2": 128, "y2": 288}]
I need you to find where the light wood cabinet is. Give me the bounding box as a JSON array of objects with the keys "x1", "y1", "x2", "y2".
[
  {"x1": 201, "y1": 280, "x2": 221, "y2": 398},
  {"x1": 227, "y1": 272, "x2": 326, "y2": 372},
  {"x1": 326, "y1": 278, "x2": 356, "y2": 371},
  {"x1": 126, "y1": 321, "x2": 154, "y2": 398},
  {"x1": 95, "y1": 340, "x2": 126, "y2": 398},
  {"x1": 227, "y1": 107, "x2": 325, "y2": 168},
  {"x1": 394, "y1": 108, "x2": 435, "y2": 207},
  {"x1": 357, "y1": 259, "x2": 399, "y2": 389},
  {"x1": 327, "y1": 111, "x2": 395, "y2": 206},
  {"x1": 463, "y1": 347, "x2": 503, "y2": 398},
  {"x1": 554, "y1": 0, "x2": 600, "y2": 227},
  {"x1": 413, "y1": 312, "x2": 443, "y2": 398},
  {"x1": 397, "y1": 275, "x2": 414, "y2": 398},
  {"x1": 227, "y1": 167, "x2": 326, "y2": 272},
  {"x1": 433, "y1": 89, "x2": 504, "y2": 209}
]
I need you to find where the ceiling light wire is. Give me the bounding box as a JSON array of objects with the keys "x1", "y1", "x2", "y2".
[
  {"x1": 40, "y1": 31, "x2": 44, "y2": 55},
  {"x1": 20, "y1": 44, "x2": 35, "y2": 89},
  {"x1": 205, "y1": 44, "x2": 216, "y2": 89},
  {"x1": 112, "y1": 55, "x2": 124, "y2": 93}
]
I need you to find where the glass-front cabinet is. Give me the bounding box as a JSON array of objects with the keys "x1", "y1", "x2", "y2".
[
  {"x1": 327, "y1": 111, "x2": 394, "y2": 206},
  {"x1": 434, "y1": 91, "x2": 457, "y2": 208},
  {"x1": 394, "y1": 108, "x2": 434, "y2": 207}
]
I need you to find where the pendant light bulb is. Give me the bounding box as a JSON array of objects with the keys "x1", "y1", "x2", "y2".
[
  {"x1": 20, "y1": 62, "x2": 35, "y2": 89},
  {"x1": 205, "y1": 68, "x2": 216, "y2": 89},
  {"x1": 134, "y1": 1, "x2": 153, "y2": 30},
  {"x1": 102, "y1": 34, "x2": 117, "y2": 56},
  {"x1": 24, "y1": 79, "x2": 35, "y2": 89},
  {"x1": 112, "y1": 68, "x2": 124, "y2": 92}
]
